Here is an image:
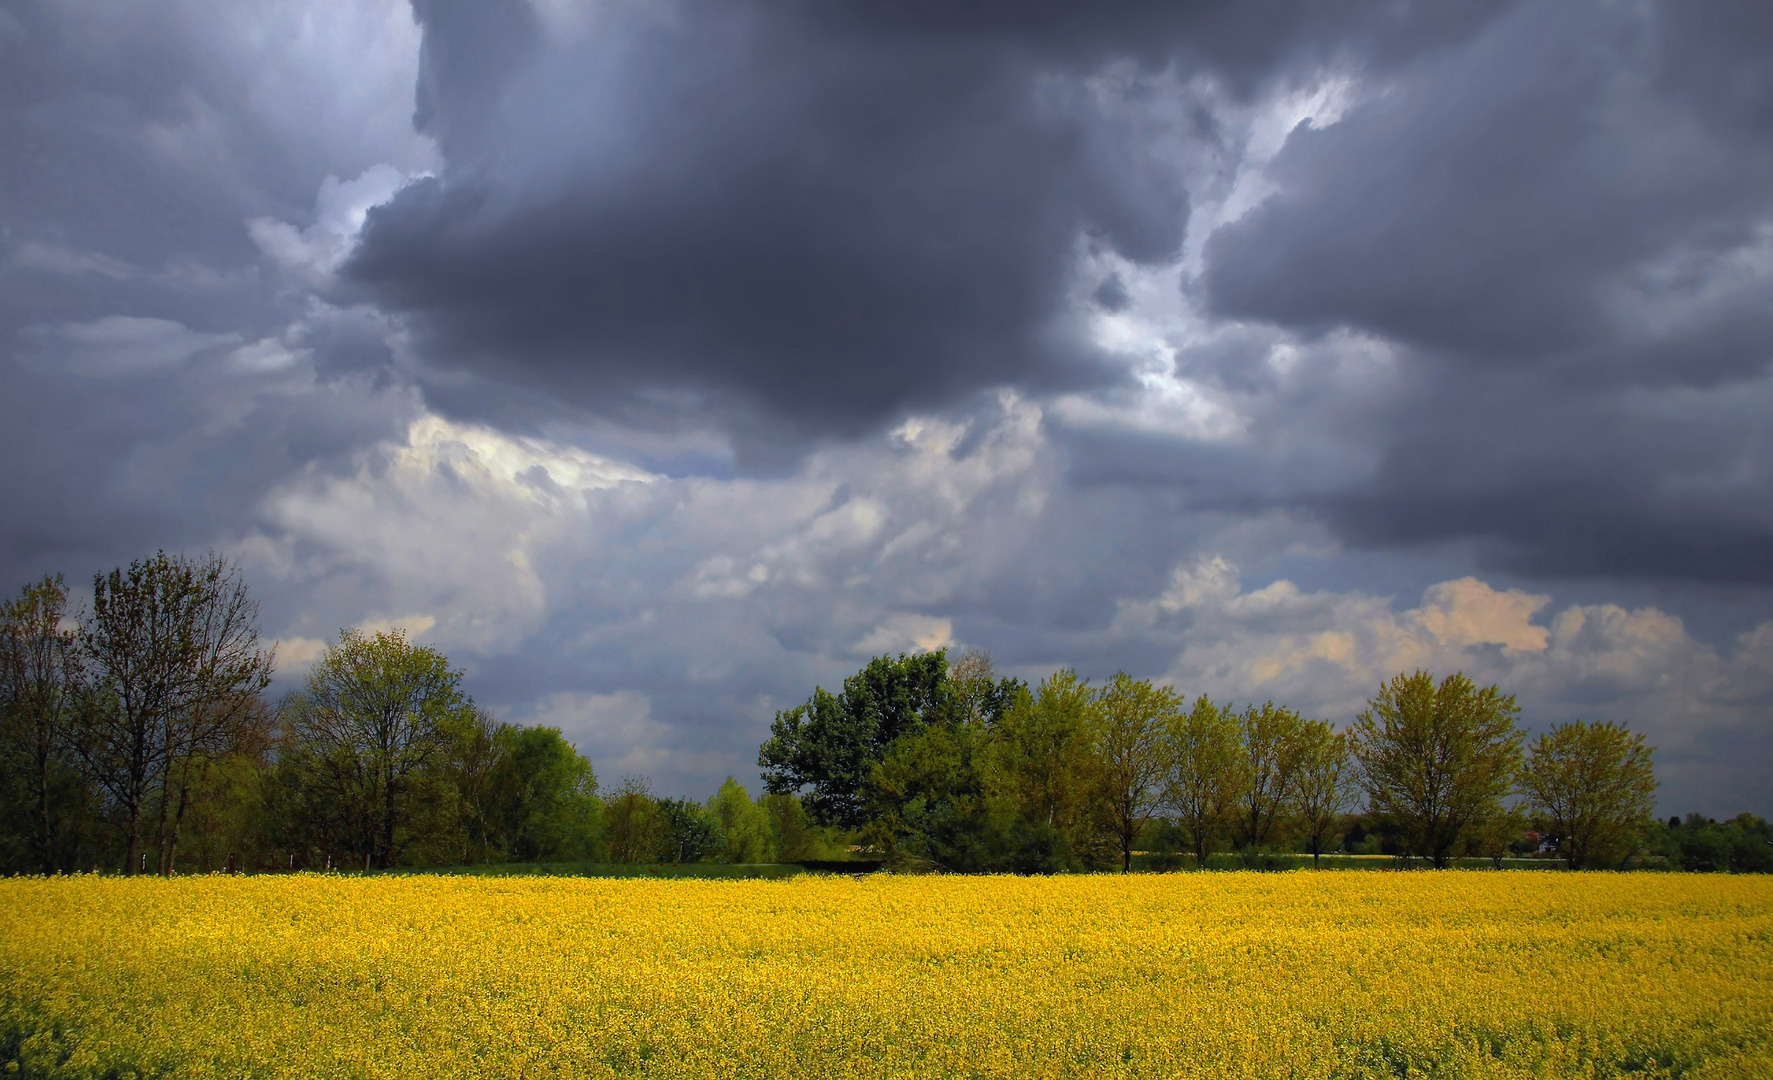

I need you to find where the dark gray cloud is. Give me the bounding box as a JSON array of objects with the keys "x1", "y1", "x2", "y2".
[
  {"x1": 1309, "y1": 366, "x2": 1773, "y2": 585},
  {"x1": 1194, "y1": 0, "x2": 1773, "y2": 586},
  {"x1": 348, "y1": 0, "x2": 1507, "y2": 446},
  {"x1": 1205, "y1": 3, "x2": 1773, "y2": 365}
]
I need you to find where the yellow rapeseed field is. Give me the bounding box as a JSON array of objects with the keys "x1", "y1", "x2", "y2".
[{"x1": 2, "y1": 872, "x2": 1769, "y2": 1079}]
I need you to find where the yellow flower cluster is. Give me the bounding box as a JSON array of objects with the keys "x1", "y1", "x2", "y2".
[{"x1": 2, "y1": 872, "x2": 1769, "y2": 1079}]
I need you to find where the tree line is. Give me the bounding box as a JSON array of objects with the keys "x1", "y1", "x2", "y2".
[
  {"x1": 761, "y1": 649, "x2": 1767, "y2": 873},
  {"x1": 3, "y1": 553, "x2": 1767, "y2": 875},
  {"x1": 0, "y1": 554, "x2": 844, "y2": 875}
]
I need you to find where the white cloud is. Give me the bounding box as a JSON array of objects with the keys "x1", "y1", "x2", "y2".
[
  {"x1": 852, "y1": 614, "x2": 954, "y2": 657},
  {"x1": 271, "y1": 637, "x2": 329, "y2": 669},
  {"x1": 669, "y1": 393, "x2": 1051, "y2": 608},
  {"x1": 1194, "y1": 72, "x2": 1365, "y2": 257},
  {"x1": 1414, "y1": 578, "x2": 1550, "y2": 654},
  {"x1": 1115, "y1": 555, "x2": 1773, "y2": 812},
  {"x1": 227, "y1": 390, "x2": 1765, "y2": 814},
  {"x1": 887, "y1": 392, "x2": 1047, "y2": 513},
  {"x1": 231, "y1": 392, "x2": 1065, "y2": 798},
  {"x1": 244, "y1": 414, "x2": 656, "y2": 652},
  {"x1": 1043, "y1": 70, "x2": 1407, "y2": 457},
  {"x1": 356, "y1": 613, "x2": 439, "y2": 641},
  {"x1": 271, "y1": 616, "x2": 440, "y2": 676},
  {"x1": 139, "y1": 0, "x2": 436, "y2": 183}
]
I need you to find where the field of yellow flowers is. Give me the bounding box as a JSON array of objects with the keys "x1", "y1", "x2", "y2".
[{"x1": 2, "y1": 872, "x2": 1769, "y2": 1079}]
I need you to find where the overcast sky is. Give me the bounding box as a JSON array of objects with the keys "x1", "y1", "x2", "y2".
[{"x1": 3, "y1": 0, "x2": 1769, "y2": 816}]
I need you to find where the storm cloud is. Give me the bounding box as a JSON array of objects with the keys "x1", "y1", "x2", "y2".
[
  {"x1": 2, "y1": 0, "x2": 1768, "y2": 814},
  {"x1": 346, "y1": 0, "x2": 1504, "y2": 442},
  {"x1": 1199, "y1": 1, "x2": 1773, "y2": 583}
]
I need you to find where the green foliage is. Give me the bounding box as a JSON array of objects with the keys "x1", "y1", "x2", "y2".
[
  {"x1": 444, "y1": 706, "x2": 508, "y2": 865},
  {"x1": 156, "y1": 694, "x2": 276, "y2": 873},
  {"x1": 1351, "y1": 670, "x2": 1524, "y2": 869},
  {"x1": 1094, "y1": 673, "x2": 1180, "y2": 872},
  {"x1": 1463, "y1": 804, "x2": 1529, "y2": 870},
  {"x1": 82, "y1": 551, "x2": 275, "y2": 875},
  {"x1": 945, "y1": 649, "x2": 1025, "y2": 728},
  {"x1": 865, "y1": 664, "x2": 1135, "y2": 875},
  {"x1": 760, "y1": 792, "x2": 848, "y2": 863},
  {"x1": 279, "y1": 628, "x2": 472, "y2": 870},
  {"x1": 385, "y1": 860, "x2": 805, "y2": 879},
  {"x1": 1289, "y1": 721, "x2": 1353, "y2": 866},
  {"x1": 984, "y1": 670, "x2": 1115, "y2": 871},
  {"x1": 707, "y1": 777, "x2": 774, "y2": 863},
  {"x1": 758, "y1": 650, "x2": 954, "y2": 829},
  {"x1": 1233, "y1": 702, "x2": 1308, "y2": 851},
  {"x1": 595, "y1": 777, "x2": 744, "y2": 867},
  {"x1": 494, "y1": 725, "x2": 601, "y2": 862},
  {"x1": 0, "y1": 575, "x2": 94, "y2": 874},
  {"x1": 15, "y1": 552, "x2": 1758, "y2": 881},
  {"x1": 603, "y1": 776, "x2": 667, "y2": 864},
  {"x1": 865, "y1": 720, "x2": 996, "y2": 872},
  {"x1": 1653, "y1": 814, "x2": 1773, "y2": 873},
  {"x1": 1520, "y1": 720, "x2": 1656, "y2": 869},
  {"x1": 1162, "y1": 696, "x2": 1243, "y2": 868},
  {"x1": 657, "y1": 797, "x2": 722, "y2": 863}
]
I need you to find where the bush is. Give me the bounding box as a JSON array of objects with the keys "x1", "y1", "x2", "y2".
[{"x1": 1654, "y1": 814, "x2": 1773, "y2": 873}]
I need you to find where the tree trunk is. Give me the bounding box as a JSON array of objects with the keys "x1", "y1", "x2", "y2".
[
  {"x1": 381, "y1": 763, "x2": 397, "y2": 870},
  {"x1": 152, "y1": 728, "x2": 178, "y2": 875},
  {"x1": 163, "y1": 748, "x2": 203, "y2": 875},
  {"x1": 163, "y1": 767, "x2": 193, "y2": 875},
  {"x1": 36, "y1": 740, "x2": 55, "y2": 875},
  {"x1": 67, "y1": 779, "x2": 90, "y2": 873},
  {"x1": 122, "y1": 789, "x2": 146, "y2": 875}
]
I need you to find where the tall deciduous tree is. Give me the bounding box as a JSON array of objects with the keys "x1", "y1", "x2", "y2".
[
  {"x1": 1233, "y1": 702, "x2": 1307, "y2": 852},
  {"x1": 1351, "y1": 670, "x2": 1523, "y2": 869},
  {"x1": 865, "y1": 719, "x2": 994, "y2": 872},
  {"x1": 758, "y1": 650, "x2": 952, "y2": 830},
  {"x1": 1520, "y1": 720, "x2": 1656, "y2": 869},
  {"x1": 154, "y1": 559, "x2": 274, "y2": 875},
  {"x1": 984, "y1": 670, "x2": 1112, "y2": 870},
  {"x1": 174, "y1": 705, "x2": 274, "y2": 874},
  {"x1": 1288, "y1": 720, "x2": 1353, "y2": 867},
  {"x1": 946, "y1": 649, "x2": 1022, "y2": 728},
  {"x1": 493, "y1": 725, "x2": 600, "y2": 862},
  {"x1": 0, "y1": 575, "x2": 89, "y2": 873},
  {"x1": 448, "y1": 706, "x2": 509, "y2": 865},
  {"x1": 1094, "y1": 673, "x2": 1180, "y2": 872},
  {"x1": 281, "y1": 628, "x2": 468, "y2": 870},
  {"x1": 1162, "y1": 695, "x2": 1243, "y2": 868},
  {"x1": 81, "y1": 552, "x2": 274, "y2": 875}
]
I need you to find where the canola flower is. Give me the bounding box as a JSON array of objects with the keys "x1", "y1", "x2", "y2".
[{"x1": 1, "y1": 872, "x2": 1769, "y2": 1079}]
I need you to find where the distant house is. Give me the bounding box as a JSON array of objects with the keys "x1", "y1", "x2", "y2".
[{"x1": 1522, "y1": 829, "x2": 1559, "y2": 855}]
